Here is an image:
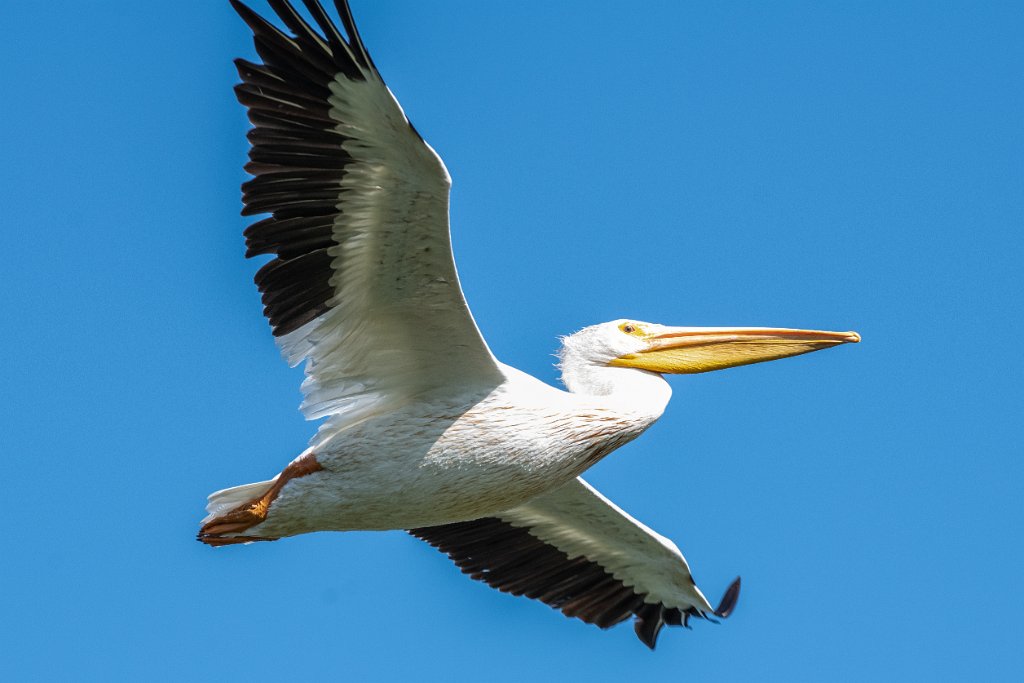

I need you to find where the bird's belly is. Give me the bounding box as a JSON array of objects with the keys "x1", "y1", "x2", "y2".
[{"x1": 252, "y1": 402, "x2": 649, "y2": 536}]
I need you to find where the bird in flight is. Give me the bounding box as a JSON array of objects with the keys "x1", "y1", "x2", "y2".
[{"x1": 199, "y1": 0, "x2": 860, "y2": 649}]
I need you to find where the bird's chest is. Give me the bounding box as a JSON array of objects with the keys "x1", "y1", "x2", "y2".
[{"x1": 422, "y1": 404, "x2": 651, "y2": 497}]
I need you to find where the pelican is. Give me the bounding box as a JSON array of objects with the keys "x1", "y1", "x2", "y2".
[{"x1": 200, "y1": 0, "x2": 860, "y2": 649}]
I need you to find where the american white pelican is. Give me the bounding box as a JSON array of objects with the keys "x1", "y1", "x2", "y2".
[{"x1": 200, "y1": 0, "x2": 860, "y2": 648}]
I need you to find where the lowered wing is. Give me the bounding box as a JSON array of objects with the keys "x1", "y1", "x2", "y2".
[{"x1": 411, "y1": 477, "x2": 740, "y2": 649}]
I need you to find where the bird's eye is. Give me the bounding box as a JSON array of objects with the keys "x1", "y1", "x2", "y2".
[{"x1": 623, "y1": 324, "x2": 635, "y2": 334}]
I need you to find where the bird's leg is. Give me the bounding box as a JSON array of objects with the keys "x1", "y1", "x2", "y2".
[{"x1": 197, "y1": 452, "x2": 324, "y2": 546}]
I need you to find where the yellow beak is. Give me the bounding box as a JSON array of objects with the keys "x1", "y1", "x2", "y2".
[{"x1": 609, "y1": 327, "x2": 860, "y2": 374}]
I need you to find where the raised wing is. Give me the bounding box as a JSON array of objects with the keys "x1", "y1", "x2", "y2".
[
  {"x1": 410, "y1": 477, "x2": 740, "y2": 649},
  {"x1": 231, "y1": 0, "x2": 504, "y2": 423}
]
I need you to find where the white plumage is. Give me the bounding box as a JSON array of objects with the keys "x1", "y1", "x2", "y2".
[{"x1": 201, "y1": 0, "x2": 858, "y2": 648}]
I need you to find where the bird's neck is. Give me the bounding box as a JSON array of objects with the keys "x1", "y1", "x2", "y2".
[{"x1": 560, "y1": 362, "x2": 672, "y2": 420}]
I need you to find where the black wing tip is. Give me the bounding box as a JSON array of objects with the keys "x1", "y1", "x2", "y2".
[
  {"x1": 332, "y1": 0, "x2": 376, "y2": 70},
  {"x1": 636, "y1": 628, "x2": 659, "y2": 651},
  {"x1": 633, "y1": 604, "x2": 664, "y2": 650},
  {"x1": 631, "y1": 576, "x2": 740, "y2": 649},
  {"x1": 229, "y1": 0, "x2": 265, "y2": 30},
  {"x1": 714, "y1": 576, "x2": 741, "y2": 619}
]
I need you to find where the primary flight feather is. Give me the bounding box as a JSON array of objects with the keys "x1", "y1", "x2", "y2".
[{"x1": 199, "y1": 0, "x2": 859, "y2": 649}]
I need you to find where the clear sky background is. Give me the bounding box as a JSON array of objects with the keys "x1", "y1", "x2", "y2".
[{"x1": 2, "y1": 1, "x2": 1022, "y2": 680}]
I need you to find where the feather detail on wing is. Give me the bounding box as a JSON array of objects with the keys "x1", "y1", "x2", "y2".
[
  {"x1": 410, "y1": 477, "x2": 740, "y2": 649},
  {"x1": 231, "y1": 0, "x2": 504, "y2": 424}
]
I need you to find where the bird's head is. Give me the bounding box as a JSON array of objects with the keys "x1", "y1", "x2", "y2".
[{"x1": 558, "y1": 319, "x2": 859, "y2": 395}]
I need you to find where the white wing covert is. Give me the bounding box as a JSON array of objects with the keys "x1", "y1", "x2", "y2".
[
  {"x1": 411, "y1": 477, "x2": 740, "y2": 649},
  {"x1": 232, "y1": 0, "x2": 504, "y2": 423}
]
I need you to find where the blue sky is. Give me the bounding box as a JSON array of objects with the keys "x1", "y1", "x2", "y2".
[{"x1": 2, "y1": 1, "x2": 1022, "y2": 680}]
